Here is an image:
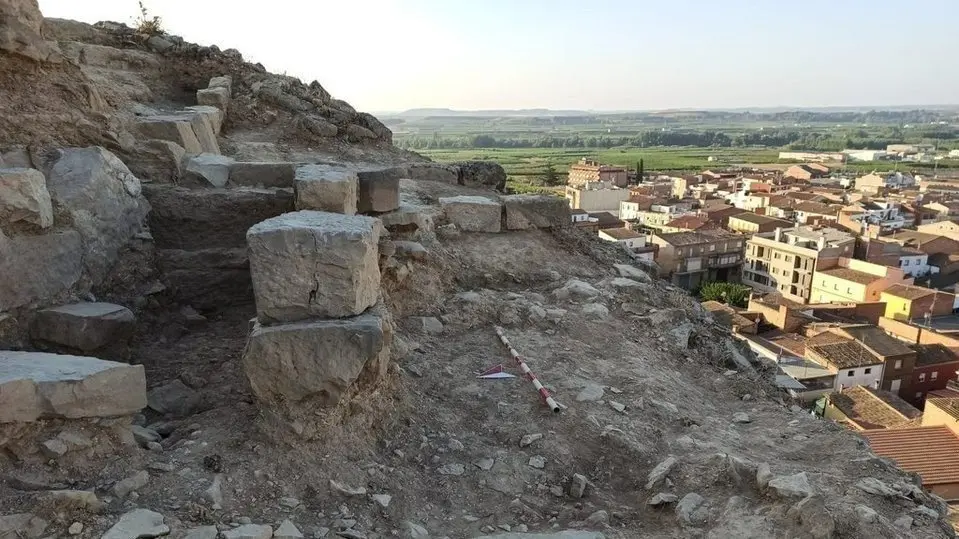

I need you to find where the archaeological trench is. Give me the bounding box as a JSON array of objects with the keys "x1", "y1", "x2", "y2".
[{"x1": 0, "y1": 1, "x2": 957, "y2": 538}]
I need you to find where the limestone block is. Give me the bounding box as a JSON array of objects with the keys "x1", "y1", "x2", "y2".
[
  {"x1": 246, "y1": 211, "x2": 383, "y2": 323},
  {"x1": 229, "y1": 162, "x2": 296, "y2": 188},
  {"x1": 197, "y1": 87, "x2": 230, "y2": 112},
  {"x1": 243, "y1": 302, "x2": 392, "y2": 406},
  {"x1": 409, "y1": 163, "x2": 458, "y2": 184},
  {"x1": 181, "y1": 154, "x2": 235, "y2": 188},
  {"x1": 208, "y1": 75, "x2": 233, "y2": 94},
  {"x1": 503, "y1": 194, "x2": 570, "y2": 230},
  {"x1": 183, "y1": 105, "x2": 224, "y2": 135},
  {"x1": 0, "y1": 230, "x2": 83, "y2": 311},
  {"x1": 0, "y1": 351, "x2": 146, "y2": 422},
  {"x1": 31, "y1": 302, "x2": 135, "y2": 352},
  {"x1": 439, "y1": 195, "x2": 502, "y2": 233},
  {"x1": 294, "y1": 165, "x2": 357, "y2": 214},
  {"x1": 136, "y1": 116, "x2": 203, "y2": 154},
  {"x1": 0, "y1": 168, "x2": 53, "y2": 228},
  {"x1": 356, "y1": 169, "x2": 400, "y2": 213}
]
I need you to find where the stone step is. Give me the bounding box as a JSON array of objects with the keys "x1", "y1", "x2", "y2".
[
  {"x1": 0, "y1": 351, "x2": 146, "y2": 422},
  {"x1": 31, "y1": 302, "x2": 135, "y2": 353}
]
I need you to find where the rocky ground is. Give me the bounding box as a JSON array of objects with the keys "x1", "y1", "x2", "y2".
[{"x1": 1, "y1": 2, "x2": 957, "y2": 539}]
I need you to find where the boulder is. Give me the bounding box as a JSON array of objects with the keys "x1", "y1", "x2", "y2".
[
  {"x1": 300, "y1": 116, "x2": 338, "y2": 137},
  {"x1": 613, "y1": 264, "x2": 652, "y2": 283},
  {"x1": 345, "y1": 124, "x2": 377, "y2": 142},
  {"x1": 393, "y1": 241, "x2": 427, "y2": 260},
  {"x1": 126, "y1": 140, "x2": 186, "y2": 184},
  {"x1": 502, "y1": 194, "x2": 569, "y2": 230},
  {"x1": 354, "y1": 112, "x2": 392, "y2": 143},
  {"x1": 146, "y1": 379, "x2": 201, "y2": 417},
  {"x1": 294, "y1": 166, "x2": 357, "y2": 214},
  {"x1": 247, "y1": 211, "x2": 383, "y2": 323},
  {"x1": 243, "y1": 302, "x2": 392, "y2": 407},
  {"x1": 455, "y1": 161, "x2": 508, "y2": 191},
  {"x1": 439, "y1": 196, "x2": 502, "y2": 233},
  {"x1": 197, "y1": 87, "x2": 231, "y2": 111},
  {"x1": 0, "y1": 230, "x2": 83, "y2": 311},
  {"x1": 0, "y1": 351, "x2": 146, "y2": 422},
  {"x1": 0, "y1": 168, "x2": 53, "y2": 228},
  {"x1": 356, "y1": 169, "x2": 400, "y2": 213},
  {"x1": 143, "y1": 185, "x2": 293, "y2": 250},
  {"x1": 410, "y1": 163, "x2": 458, "y2": 184},
  {"x1": 136, "y1": 115, "x2": 204, "y2": 154},
  {"x1": 183, "y1": 105, "x2": 224, "y2": 135},
  {"x1": 0, "y1": 0, "x2": 62, "y2": 63},
  {"x1": 31, "y1": 302, "x2": 135, "y2": 352},
  {"x1": 181, "y1": 154, "x2": 235, "y2": 188},
  {"x1": 229, "y1": 162, "x2": 296, "y2": 188},
  {"x1": 675, "y1": 492, "x2": 709, "y2": 525},
  {"x1": 101, "y1": 509, "x2": 168, "y2": 539},
  {"x1": 767, "y1": 472, "x2": 814, "y2": 499},
  {"x1": 45, "y1": 147, "x2": 149, "y2": 281}
]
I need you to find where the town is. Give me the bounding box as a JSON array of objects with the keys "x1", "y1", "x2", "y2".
[{"x1": 566, "y1": 150, "x2": 959, "y2": 500}]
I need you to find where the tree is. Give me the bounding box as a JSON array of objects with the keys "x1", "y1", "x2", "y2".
[
  {"x1": 698, "y1": 282, "x2": 750, "y2": 308},
  {"x1": 541, "y1": 162, "x2": 560, "y2": 186},
  {"x1": 637, "y1": 158, "x2": 644, "y2": 183}
]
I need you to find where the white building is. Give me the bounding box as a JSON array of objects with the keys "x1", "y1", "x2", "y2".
[
  {"x1": 844, "y1": 149, "x2": 888, "y2": 162},
  {"x1": 898, "y1": 249, "x2": 934, "y2": 278}
]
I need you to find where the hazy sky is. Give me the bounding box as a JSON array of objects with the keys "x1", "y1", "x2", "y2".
[{"x1": 39, "y1": 0, "x2": 959, "y2": 112}]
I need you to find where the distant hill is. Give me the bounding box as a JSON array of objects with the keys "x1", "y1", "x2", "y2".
[{"x1": 378, "y1": 105, "x2": 959, "y2": 119}]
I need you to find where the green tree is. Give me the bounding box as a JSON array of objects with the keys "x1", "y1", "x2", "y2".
[
  {"x1": 638, "y1": 158, "x2": 644, "y2": 183},
  {"x1": 698, "y1": 282, "x2": 750, "y2": 308},
  {"x1": 541, "y1": 162, "x2": 560, "y2": 186}
]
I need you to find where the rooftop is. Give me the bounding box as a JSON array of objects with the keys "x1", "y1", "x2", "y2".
[
  {"x1": 782, "y1": 226, "x2": 855, "y2": 246},
  {"x1": 882, "y1": 283, "x2": 938, "y2": 301},
  {"x1": 926, "y1": 397, "x2": 959, "y2": 421},
  {"x1": 794, "y1": 201, "x2": 838, "y2": 215},
  {"x1": 655, "y1": 231, "x2": 734, "y2": 247},
  {"x1": 588, "y1": 211, "x2": 622, "y2": 227},
  {"x1": 863, "y1": 426, "x2": 959, "y2": 486},
  {"x1": 808, "y1": 338, "x2": 883, "y2": 369},
  {"x1": 818, "y1": 267, "x2": 883, "y2": 286},
  {"x1": 664, "y1": 215, "x2": 712, "y2": 230},
  {"x1": 839, "y1": 325, "x2": 915, "y2": 357},
  {"x1": 829, "y1": 385, "x2": 921, "y2": 430},
  {"x1": 912, "y1": 343, "x2": 959, "y2": 368},
  {"x1": 601, "y1": 227, "x2": 644, "y2": 240},
  {"x1": 729, "y1": 213, "x2": 792, "y2": 226}
]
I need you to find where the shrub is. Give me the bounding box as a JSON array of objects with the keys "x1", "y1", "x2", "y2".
[
  {"x1": 698, "y1": 282, "x2": 751, "y2": 308},
  {"x1": 135, "y1": 1, "x2": 164, "y2": 36}
]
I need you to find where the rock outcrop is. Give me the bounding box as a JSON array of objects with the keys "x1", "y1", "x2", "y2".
[{"x1": 0, "y1": 0, "x2": 60, "y2": 62}]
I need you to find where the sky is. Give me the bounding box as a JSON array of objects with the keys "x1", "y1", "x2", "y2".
[{"x1": 39, "y1": 0, "x2": 959, "y2": 112}]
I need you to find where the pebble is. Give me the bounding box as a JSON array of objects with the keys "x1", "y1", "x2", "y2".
[
  {"x1": 314, "y1": 528, "x2": 330, "y2": 538},
  {"x1": 497, "y1": 524, "x2": 511, "y2": 532},
  {"x1": 571, "y1": 473, "x2": 588, "y2": 498},
  {"x1": 147, "y1": 442, "x2": 163, "y2": 452},
  {"x1": 515, "y1": 525, "x2": 528, "y2": 532},
  {"x1": 68, "y1": 522, "x2": 83, "y2": 535},
  {"x1": 585, "y1": 510, "x2": 609, "y2": 526},
  {"x1": 463, "y1": 516, "x2": 479, "y2": 523},
  {"x1": 148, "y1": 462, "x2": 176, "y2": 474},
  {"x1": 279, "y1": 497, "x2": 301, "y2": 509},
  {"x1": 330, "y1": 480, "x2": 367, "y2": 497},
  {"x1": 528, "y1": 455, "x2": 546, "y2": 469},
  {"x1": 474, "y1": 458, "x2": 494, "y2": 471},
  {"x1": 448, "y1": 439, "x2": 464, "y2": 451},
  {"x1": 732, "y1": 412, "x2": 751, "y2": 424},
  {"x1": 372, "y1": 494, "x2": 392, "y2": 508},
  {"x1": 576, "y1": 384, "x2": 605, "y2": 402},
  {"x1": 334, "y1": 519, "x2": 356, "y2": 530},
  {"x1": 550, "y1": 485, "x2": 564, "y2": 497},
  {"x1": 648, "y1": 493, "x2": 678, "y2": 506},
  {"x1": 437, "y1": 463, "x2": 465, "y2": 476},
  {"x1": 609, "y1": 401, "x2": 626, "y2": 413},
  {"x1": 519, "y1": 433, "x2": 543, "y2": 447}
]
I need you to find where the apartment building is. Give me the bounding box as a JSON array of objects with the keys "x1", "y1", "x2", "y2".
[
  {"x1": 649, "y1": 230, "x2": 745, "y2": 290},
  {"x1": 810, "y1": 257, "x2": 910, "y2": 304},
  {"x1": 567, "y1": 158, "x2": 628, "y2": 188},
  {"x1": 742, "y1": 226, "x2": 856, "y2": 304},
  {"x1": 727, "y1": 213, "x2": 793, "y2": 235},
  {"x1": 565, "y1": 181, "x2": 631, "y2": 214}
]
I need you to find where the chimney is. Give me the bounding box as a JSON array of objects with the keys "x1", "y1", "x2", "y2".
[
  {"x1": 818, "y1": 235, "x2": 826, "y2": 250},
  {"x1": 774, "y1": 227, "x2": 783, "y2": 242}
]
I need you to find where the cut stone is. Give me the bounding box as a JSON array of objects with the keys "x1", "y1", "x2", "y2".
[
  {"x1": 0, "y1": 168, "x2": 53, "y2": 228},
  {"x1": 439, "y1": 195, "x2": 502, "y2": 233},
  {"x1": 294, "y1": 166, "x2": 357, "y2": 214},
  {"x1": 243, "y1": 303, "x2": 392, "y2": 407},
  {"x1": 182, "y1": 106, "x2": 224, "y2": 136},
  {"x1": 180, "y1": 111, "x2": 221, "y2": 154},
  {"x1": 379, "y1": 204, "x2": 435, "y2": 234},
  {"x1": 502, "y1": 194, "x2": 570, "y2": 230},
  {"x1": 137, "y1": 115, "x2": 204, "y2": 154},
  {"x1": 197, "y1": 87, "x2": 231, "y2": 111},
  {"x1": 409, "y1": 163, "x2": 458, "y2": 184},
  {"x1": 247, "y1": 211, "x2": 382, "y2": 322},
  {"x1": 0, "y1": 351, "x2": 146, "y2": 422},
  {"x1": 0, "y1": 230, "x2": 83, "y2": 311},
  {"x1": 356, "y1": 169, "x2": 400, "y2": 213},
  {"x1": 230, "y1": 162, "x2": 297, "y2": 188},
  {"x1": 31, "y1": 302, "x2": 134, "y2": 352},
  {"x1": 208, "y1": 75, "x2": 233, "y2": 94},
  {"x1": 182, "y1": 154, "x2": 235, "y2": 188}
]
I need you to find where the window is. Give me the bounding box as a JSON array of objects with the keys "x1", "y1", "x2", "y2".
[
  {"x1": 899, "y1": 260, "x2": 904, "y2": 266},
  {"x1": 848, "y1": 370, "x2": 855, "y2": 377},
  {"x1": 847, "y1": 287, "x2": 852, "y2": 294},
  {"x1": 905, "y1": 259, "x2": 911, "y2": 266},
  {"x1": 864, "y1": 368, "x2": 872, "y2": 374},
  {"x1": 785, "y1": 255, "x2": 792, "y2": 262},
  {"x1": 774, "y1": 253, "x2": 781, "y2": 259},
  {"x1": 932, "y1": 372, "x2": 939, "y2": 381},
  {"x1": 894, "y1": 359, "x2": 902, "y2": 370},
  {"x1": 834, "y1": 284, "x2": 839, "y2": 290},
  {"x1": 709, "y1": 244, "x2": 716, "y2": 252},
  {"x1": 919, "y1": 373, "x2": 926, "y2": 382}
]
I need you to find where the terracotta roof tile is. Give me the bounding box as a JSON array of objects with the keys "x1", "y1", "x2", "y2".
[
  {"x1": 819, "y1": 267, "x2": 883, "y2": 286},
  {"x1": 829, "y1": 386, "x2": 921, "y2": 430},
  {"x1": 863, "y1": 426, "x2": 959, "y2": 485},
  {"x1": 883, "y1": 284, "x2": 938, "y2": 301}
]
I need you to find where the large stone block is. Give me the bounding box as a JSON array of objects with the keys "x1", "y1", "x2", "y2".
[
  {"x1": 247, "y1": 211, "x2": 382, "y2": 323},
  {"x1": 229, "y1": 162, "x2": 296, "y2": 188},
  {"x1": 294, "y1": 165, "x2": 357, "y2": 215},
  {"x1": 183, "y1": 106, "x2": 224, "y2": 135},
  {"x1": 379, "y1": 203, "x2": 435, "y2": 235},
  {"x1": 0, "y1": 351, "x2": 146, "y2": 422},
  {"x1": 0, "y1": 230, "x2": 83, "y2": 311},
  {"x1": 136, "y1": 116, "x2": 203, "y2": 154},
  {"x1": 197, "y1": 87, "x2": 230, "y2": 112},
  {"x1": 356, "y1": 169, "x2": 400, "y2": 214},
  {"x1": 144, "y1": 185, "x2": 293, "y2": 250},
  {"x1": 0, "y1": 168, "x2": 53, "y2": 228},
  {"x1": 243, "y1": 303, "x2": 392, "y2": 407},
  {"x1": 409, "y1": 163, "x2": 458, "y2": 184},
  {"x1": 503, "y1": 194, "x2": 571, "y2": 230},
  {"x1": 181, "y1": 111, "x2": 221, "y2": 155},
  {"x1": 31, "y1": 302, "x2": 135, "y2": 353},
  {"x1": 181, "y1": 154, "x2": 235, "y2": 188},
  {"x1": 46, "y1": 147, "x2": 150, "y2": 282},
  {"x1": 439, "y1": 195, "x2": 502, "y2": 233},
  {"x1": 208, "y1": 75, "x2": 233, "y2": 94}
]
